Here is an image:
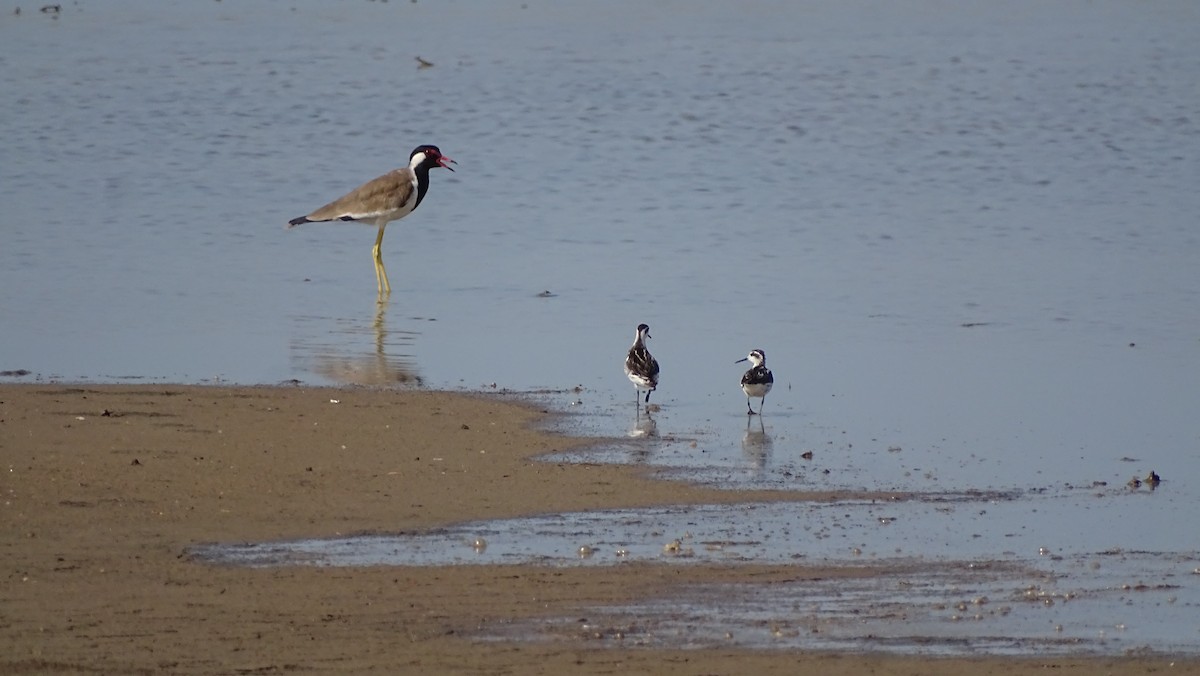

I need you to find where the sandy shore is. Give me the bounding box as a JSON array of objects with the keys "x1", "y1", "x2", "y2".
[{"x1": 1, "y1": 384, "x2": 1194, "y2": 675}]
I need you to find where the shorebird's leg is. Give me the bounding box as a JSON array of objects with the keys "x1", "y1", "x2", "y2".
[
  {"x1": 746, "y1": 397, "x2": 756, "y2": 415},
  {"x1": 373, "y1": 223, "x2": 391, "y2": 294},
  {"x1": 374, "y1": 259, "x2": 389, "y2": 295}
]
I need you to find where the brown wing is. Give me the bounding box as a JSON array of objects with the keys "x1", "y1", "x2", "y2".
[
  {"x1": 626, "y1": 347, "x2": 660, "y2": 381},
  {"x1": 303, "y1": 169, "x2": 416, "y2": 222}
]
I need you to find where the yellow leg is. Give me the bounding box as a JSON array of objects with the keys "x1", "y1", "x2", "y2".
[{"x1": 372, "y1": 223, "x2": 391, "y2": 294}]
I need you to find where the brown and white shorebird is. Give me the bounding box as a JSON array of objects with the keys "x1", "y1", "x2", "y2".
[
  {"x1": 287, "y1": 145, "x2": 455, "y2": 294},
  {"x1": 736, "y1": 349, "x2": 774, "y2": 415},
  {"x1": 624, "y1": 323, "x2": 660, "y2": 406}
]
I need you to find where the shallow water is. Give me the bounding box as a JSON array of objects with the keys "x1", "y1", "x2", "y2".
[
  {"x1": 5, "y1": 0, "x2": 1200, "y2": 657},
  {"x1": 192, "y1": 494, "x2": 1200, "y2": 655},
  {"x1": 516, "y1": 554, "x2": 1199, "y2": 657}
]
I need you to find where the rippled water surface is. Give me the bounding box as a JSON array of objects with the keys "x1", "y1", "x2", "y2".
[{"x1": 5, "y1": 0, "x2": 1199, "y2": 657}]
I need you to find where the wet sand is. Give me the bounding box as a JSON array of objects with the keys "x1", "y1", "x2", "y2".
[{"x1": 1, "y1": 384, "x2": 1194, "y2": 675}]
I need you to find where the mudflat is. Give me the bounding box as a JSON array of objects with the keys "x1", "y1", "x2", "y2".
[{"x1": 1, "y1": 384, "x2": 1193, "y2": 675}]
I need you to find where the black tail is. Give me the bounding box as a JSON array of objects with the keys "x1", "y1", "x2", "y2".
[{"x1": 287, "y1": 216, "x2": 309, "y2": 228}]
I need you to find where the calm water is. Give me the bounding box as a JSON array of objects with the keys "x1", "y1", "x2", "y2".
[{"x1": 5, "y1": 0, "x2": 1200, "y2": 656}]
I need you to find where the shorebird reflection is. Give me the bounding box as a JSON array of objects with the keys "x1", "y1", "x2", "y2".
[
  {"x1": 628, "y1": 407, "x2": 658, "y2": 440},
  {"x1": 303, "y1": 298, "x2": 423, "y2": 386},
  {"x1": 742, "y1": 415, "x2": 773, "y2": 472}
]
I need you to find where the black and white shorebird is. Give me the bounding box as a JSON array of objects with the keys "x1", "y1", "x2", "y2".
[
  {"x1": 736, "y1": 349, "x2": 774, "y2": 415},
  {"x1": 287, "y1": 145, "x2": 455, "y2": 294},
  {"x1": 624, "y1": 323, "x2": 660, "y2": 405}
]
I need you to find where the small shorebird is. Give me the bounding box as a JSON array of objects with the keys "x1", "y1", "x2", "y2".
[
  {"x1": 736, "y1": 349, "x2": 774, "y2": 415},
  {"x1": 287, "y1": 145, "x2": 455, "y2": 294},
  {"x1": 624, "y1": 323, "x2": 660, "y2": 405}
]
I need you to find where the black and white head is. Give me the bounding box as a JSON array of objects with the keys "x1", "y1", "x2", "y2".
[
  {"x1": 409, "y1": 145, "x2": 456, "y2": 172},
  {"x1": 736, "y1": 349, "x2": 766, "y2": 367},
  {"x1": 635, "y1": 323, "x2": 652, "y2": 343}
]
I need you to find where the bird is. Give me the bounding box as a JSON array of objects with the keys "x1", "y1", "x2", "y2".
[
  {"x1": 287, "y1": 145, "x2": 455, "y2": 294},
  {"x1": 736, "y1": 348, "x2": 774, "y2": 415},
  {"x1": 624, "y1": 323, "x2": 660, "y2": 405}
]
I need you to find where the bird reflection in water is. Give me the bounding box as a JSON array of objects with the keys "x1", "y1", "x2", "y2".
[
  {"x1": 297, "y1": 298, "x2": 423, "y2": 387},
  {"x1": 742, "y1": 415, "x2": 773, "y2": 473},
  {"x1": 628, "y1": 407, "x2": 658, "y2": 440},
  {"x1": 623, "y1": 408, "x2": 658, "y2": 464}
]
